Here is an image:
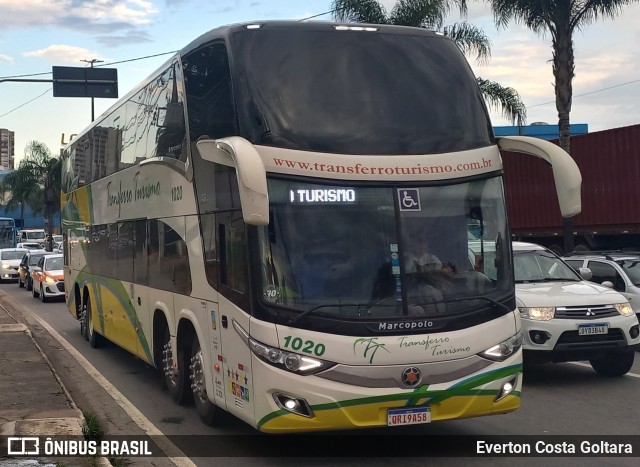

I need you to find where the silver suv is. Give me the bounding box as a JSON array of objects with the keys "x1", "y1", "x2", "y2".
[{"x1": 563, "y1": 252, "x2": 640, "y2": 323}]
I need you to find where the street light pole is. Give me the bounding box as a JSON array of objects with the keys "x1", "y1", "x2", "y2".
[{"x1": 81, "y1": 58, "x2": 104, "y2": 122}]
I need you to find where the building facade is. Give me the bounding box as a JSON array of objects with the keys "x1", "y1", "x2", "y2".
[{"x1": 0, "y1": 129, "x2": 15, "y2": 171}]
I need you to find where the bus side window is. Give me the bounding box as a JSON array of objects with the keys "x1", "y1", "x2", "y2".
[{"x1": 182, "y1": 41, "x2": 236, "y2": 141}]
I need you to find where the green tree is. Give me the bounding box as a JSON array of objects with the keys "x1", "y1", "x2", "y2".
[
  {"x1": 0, "y1": 167, "x2": 35, "y2": 230},
  {"x1": 331, "y1": 0, "x2": 527, "y2": 125},
  {"x1": 18, "y1": 141, "x2": 62, "y2": 251},
  {"x1": 486, "y1": 0, "x2": 639, "y2": 252},
  {"x1": 486, "y1": 0, "x2": 638, "y2": 154}
]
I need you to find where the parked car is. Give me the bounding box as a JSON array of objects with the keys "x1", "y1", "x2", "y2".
[
  {"x1": 31, "y1": 254, "x2": 64, "y2": 302},
  {"x1": 17, "y1": 242, "x2": 46, "y2": 251},
  {"x1": 18, "y1": 250, "x2": 48, "y2": 290},
  {"x1": 513, "y1": 242, "x2": 640, "y2": 377},
  {"x1": 0, "y1": 248, "x2": 28, "y2": 282},
  {"x1": 563, "y1": 251, "x2": 640, "y2": 324}
]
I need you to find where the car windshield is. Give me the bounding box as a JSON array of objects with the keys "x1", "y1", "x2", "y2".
[
  {"x1": 26, "y1": 232, "x2": 45, "y2": 240},
  {"x1": 44, "y1": 257, "x2": 63, "y2": 271},
  {"x1": 257, "y1": 176, "x2": 512, "y2": 319},
  {"x1": 618, "y1": 259, "x2": 640, "y2": 285},
  {"x1": 514, "y1": 249, "x2": 580, "y2": 283},
  {"x1": 29, "y1": 255, "x2": 45, "y2": 266},
  {"x1": 21, "y1": 244, "x2": 41, "y2": 250},
  {"x1": 1, "y1": 251, "x2": 25, "y2": 260}
]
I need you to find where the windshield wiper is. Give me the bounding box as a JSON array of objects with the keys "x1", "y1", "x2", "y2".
[
  {"x1": 288, "y1": 302, "x2": 369, "y2": 325},
  {"x1": 443, "y1": 295, "x2": 513, "y2": 313},
  {"x1": 540, "y1": 277, "x2": 578, "y2": 282}
]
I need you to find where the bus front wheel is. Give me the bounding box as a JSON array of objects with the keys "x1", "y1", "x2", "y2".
[{"x1": 190, "y1": 335, "x2": 219, "y2": 425}]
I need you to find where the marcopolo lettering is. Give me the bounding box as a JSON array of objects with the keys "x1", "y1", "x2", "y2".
[{"x1": 378, "y1": 320, "x2": 433, "y2": 331}]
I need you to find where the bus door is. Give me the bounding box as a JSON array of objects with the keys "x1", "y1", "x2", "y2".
[{"x1": 215, "y1": 211, "x2": 255, "y2": 423}]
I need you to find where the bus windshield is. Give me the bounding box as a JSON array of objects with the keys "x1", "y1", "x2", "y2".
[
  {"x1": 232, "y1": 27, "x2": 493, "y2": 155},
  {"x1": 257, "y1": 176, "x2": 512, "y2": 320}
]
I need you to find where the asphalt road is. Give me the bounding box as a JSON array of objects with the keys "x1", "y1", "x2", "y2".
[{"x1": 2, "y1": 280, "x2": 639, "y2": 466}]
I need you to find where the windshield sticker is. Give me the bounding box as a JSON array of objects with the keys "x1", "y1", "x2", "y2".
[
  {"x1": 263, "y1": 285, "x2": 280, "y2": 303},
  {"x1": 398, "y1": 189, "x2": 421, "y2": 211}
]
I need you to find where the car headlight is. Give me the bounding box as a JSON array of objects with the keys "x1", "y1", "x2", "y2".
[
  {"x1": 248, "y1": 338, "x2": 335, "y2": 375},
  {"x1": 1, "y1": 263, "x2": 11, "y2": 269},
  {"x1": 613, "y1": 302, "x2": 634, "y2": 317},
  {"x1": 45, "y1": 276, "x2": 56, "y2": 284},
  {"x1": 479, "y1": 333, "x2": 522, "y2": 361},
  {"x1": 519, "y1": 307, "x2": 555, "y2": 321}
]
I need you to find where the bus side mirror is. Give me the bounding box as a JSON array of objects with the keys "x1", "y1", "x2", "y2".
[
  {"x1": 196, "y1": 137, "x2": 269, "y2": 225},
  {"x1": 497, "y1": 136, "x2": 582, "y2": 218}
]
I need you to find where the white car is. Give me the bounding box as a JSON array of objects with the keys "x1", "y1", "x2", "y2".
[
  {"x1": 0, "y1": 248, "x2": 28, "y2": 281},
  {"x1": 514, "y1": 242, "x2": 640, "y2": 377},
  {"x1": 17, "y1": 242, "x2": 46, "y2": 251}
]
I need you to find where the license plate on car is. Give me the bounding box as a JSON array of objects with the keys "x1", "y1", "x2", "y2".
[
  {"x1": 387, "y1": 407, "x2": 431, "y2": 426},
  {"x1": 578, "y1": 323, "x2": 609, "y2": 335}
]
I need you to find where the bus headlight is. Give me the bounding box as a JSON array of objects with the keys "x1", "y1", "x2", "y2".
[
  {"x1": 519, "y1": 307, "x2": 555, "y2": 320},
  {"x1": 613, "y1": 303, "x2": 634, "y2": 317},
  {"x1": 248, "y1": 338, "x2": 335, "y2": 375},
  {"x1": 479, "y1": 333, "x2": 522, "y2": 361}
]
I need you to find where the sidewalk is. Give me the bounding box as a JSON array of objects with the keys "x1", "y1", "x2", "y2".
[{"x1": 0, "y1": 302, "x2": 106, "y2": 467}]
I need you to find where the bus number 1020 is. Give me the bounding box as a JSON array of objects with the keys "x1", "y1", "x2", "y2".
[
  {"x1": 283, "y1": 336, "x2": 326, "y2": 356},
  {"x1": 171, "y1": 185, "x2": 183, "y2": 201}
]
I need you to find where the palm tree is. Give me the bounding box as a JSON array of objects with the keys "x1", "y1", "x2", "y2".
[
  {"x1": 331, "y1": 0, "x2": 527, "y2": 125},
  {"x1": 486, "y1": 0, "x2": 638, "y2": 154},
  {"x1": 486, "y1": 0, "x2": 639, "y2": 252},
  {"x1": 19, "y1": 141, "x2": 62, "y2": 251}
]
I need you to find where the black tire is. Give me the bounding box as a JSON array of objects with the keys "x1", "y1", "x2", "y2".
[
  {"x1": 190, "y1": 335, "x2": 219, "y2": 425},
  {"x1": 26, "y1": 276, "x2": 33, "y2": 291},
  {"x1": 32, "y1": 283, "x2": 39, "y2": 298},
  {"x1": 590, "y1": 351, "x2": 634, "y2": 377},
  {"x1": 18, "y1": 276, "x2": 24, "y2": 288},
  {"x1": 85, "y1": 295, "x2": 102, "y2": 348},
  {"x1": 161, "y1": 327, "x2": 191, "y2": 405},
  {"x1": 40, "y1": 284, "x2": 48, "y2": 303}
]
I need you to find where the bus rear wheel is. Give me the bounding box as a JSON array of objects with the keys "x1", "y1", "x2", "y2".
[
  {"x1": 190, "y1": 335, "x2": 219, "y2": 425},
  {"x1": 161, "y1": 328, "x2": 191, "y2": 405},
  {"x1": 84, "y1": 295, "x2": 102, "y2": 348}
]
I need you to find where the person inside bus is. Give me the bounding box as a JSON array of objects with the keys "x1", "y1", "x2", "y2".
[
  {"x1": 404, "y1": 232, "x2": 444, "y2": 274},
  {"x1": 404, "y1": 232, "x2": 457, "y2": 296}
]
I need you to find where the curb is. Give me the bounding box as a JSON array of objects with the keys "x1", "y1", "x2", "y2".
[{"x1": 0, "y1": 304, "x2": 112, "y2": 467}]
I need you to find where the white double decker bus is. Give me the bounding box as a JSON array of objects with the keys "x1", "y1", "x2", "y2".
[{"x1": 61, "y1": 21, "x2": 581, "y2": 432}]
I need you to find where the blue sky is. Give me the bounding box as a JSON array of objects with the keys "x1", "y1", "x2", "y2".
[{"x1": 1, "y1": 0, "x2": 639, "y2": 164}]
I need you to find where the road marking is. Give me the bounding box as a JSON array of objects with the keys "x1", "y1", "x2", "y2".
[
  {"x1": 28, "y1": 311, "x2": 196, "y2": 467},
  {"x1": 569, "y1": 361, "x2": 640, "y2": 378}
]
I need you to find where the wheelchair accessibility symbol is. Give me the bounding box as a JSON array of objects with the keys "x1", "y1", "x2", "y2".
[{"x1": 398, "y1": 188, "x2": 421, "y2": 211}]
